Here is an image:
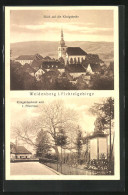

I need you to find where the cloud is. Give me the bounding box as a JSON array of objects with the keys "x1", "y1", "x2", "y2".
[
  {"x1": 10, "y1": 10, "x2": 114, "y2": 42},
  {"x1": 13, "y1": 22, "x2": 112, "y2": 34}
]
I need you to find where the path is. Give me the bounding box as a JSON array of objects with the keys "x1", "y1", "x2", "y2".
[{"x1": 10, "y1": 162, "x2": 58, "y2": 175}]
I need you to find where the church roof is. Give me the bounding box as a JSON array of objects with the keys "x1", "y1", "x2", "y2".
[
  {"x1": 66, "y1": 47, "x2": 87, "y2": 56},
  {"x1": 66, "y1": 64, "x2": 86, "y2": 73}
]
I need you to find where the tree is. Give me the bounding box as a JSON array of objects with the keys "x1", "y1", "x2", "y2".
[
  {"x1": 12, "y1": 100, "x2": 78, "y2": 161},
  {"x1": 12, "y1": 119, "x2": 41, "y2": 147},
  {"x1": 90, "y1": 74, "x2": 114, "y2": 90},
  {"x1": 55, "y1": 128, "x2": 68, "y2": 148},
  {"x1": 55, "y1": 128, "x2": 68, "y2": 171},
  {"x1": 35, "y1": 129, "x2": 51, "y2": 158},
  {"x1": 66, "y1": 59, "x2": 69, "y2": 65},
  {"x1": 59, "y1": 57, "x2": 65, "y2": 64},
  {"x1": 94, "y1": 116, "x2": 107, "y2": 133},
  {"x1": 83, "y1": 54, "x2": 103, "y2": 65},
  {"x1": 75, "y1": 127, "x2": 83, "y2": 163},
  {"x1": 38, "y1": 100, "x2": 78, "y2": 160},
  {"x1": 70, "y1": 58, "x2": 73, "y2": 64}
]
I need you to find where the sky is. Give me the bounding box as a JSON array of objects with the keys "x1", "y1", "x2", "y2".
[{"x1": 10, "y1": 10, "x2": 114, "y2": 43}]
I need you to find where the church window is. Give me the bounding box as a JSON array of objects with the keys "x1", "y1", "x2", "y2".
[{"x1": 78, "y1": 57, "x2": 80, "y2": 64}]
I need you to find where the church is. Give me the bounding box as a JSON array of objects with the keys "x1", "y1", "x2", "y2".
[{"x1": 58, "y1": 30, "x2": 87, "y2": 65}]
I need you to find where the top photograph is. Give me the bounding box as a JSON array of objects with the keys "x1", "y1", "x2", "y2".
[{"x1": 10, "y1": 8, "x2": 115, "y2": 90}]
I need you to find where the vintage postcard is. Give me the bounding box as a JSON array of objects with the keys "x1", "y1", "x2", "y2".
[{"x1": 5, "y1": 6, "x2": 119, "y2": 180}]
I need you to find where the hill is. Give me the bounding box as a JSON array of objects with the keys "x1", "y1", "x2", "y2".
[{"x1": 11, "y1": 41, "x2": 114, "y2": 63}]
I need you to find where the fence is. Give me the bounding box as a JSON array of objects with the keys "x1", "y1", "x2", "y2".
[
  {"x1": 10, "y1": 158, "x2": 39, "y2": 163},
  {"x1": 39, "y1": 158, "x2": 107, "y2": 175}
]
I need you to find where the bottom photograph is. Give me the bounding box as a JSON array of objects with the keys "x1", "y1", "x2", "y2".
[{"x1": 10, "y1": 97, "x2": 114, "y2": 176}]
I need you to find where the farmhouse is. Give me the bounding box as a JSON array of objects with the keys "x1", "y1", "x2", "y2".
[{"x1": 10, "y1": 142, "x2": 32, "y2": 160}]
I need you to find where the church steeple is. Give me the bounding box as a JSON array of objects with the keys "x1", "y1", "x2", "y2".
[
  {"x1": 60, "y1": 29, "x2": 65, "y2": 47},
  {"x1": 61, "y1": 29, "x2": 63, "y2": 39},
  {"x1": 58, "y1": 29, "x2": 67, "y2": 64}
]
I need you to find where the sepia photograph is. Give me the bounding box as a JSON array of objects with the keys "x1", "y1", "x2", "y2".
[
  {"x1": 10, "y1": 9, "x2": 114, "y2": 90},
  {"x1": 10, "y1": 97, "x2": 115, "y2": 176}
]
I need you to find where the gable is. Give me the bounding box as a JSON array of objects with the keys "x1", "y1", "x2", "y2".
[{"x1": 10, "y1": 144, "x2": 32, "y2": 154}]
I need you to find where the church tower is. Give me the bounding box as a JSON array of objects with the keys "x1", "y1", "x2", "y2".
[{"x1": 58, "y1": 29, "x2": 67, "y2": 61}]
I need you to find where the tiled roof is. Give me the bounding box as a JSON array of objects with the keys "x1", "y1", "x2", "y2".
[
  {"x1": 42, "y1": 61, "x2": 65, "y2": 69},
  {"x1": 66, "y1": 47, "x2": 87, "y2": 56},
  {"x1": 16, "y1": 55, "x2": 35, "y2": 60},
  {"x1": 22, "y1": 64, "x2": 36, "y2": 73},
  {"x1": 11, "y1": 145, "x2": 32, "y2": 154},
  {"x1": 66, "y1": 64, "x2": 86, "y2": 73},
  {"x1": 31, "y1": 59, "x2": 43, "y2": 70}
]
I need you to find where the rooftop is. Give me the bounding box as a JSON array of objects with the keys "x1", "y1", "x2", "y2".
[
  {"x1": 22, "y1": 64, "x2": 36, "y2": 73},
  {"x1": 65, "y1": 64, "x2": 86, "y2": 73},
  {"x1": 83, "y1": 132, "x2": 109, "y2": 143},
  {"x1": 84, "y1": 63, "x2": 101, "y2": 72},
  {"x1": 11, "y1": 143, "x2": 32, "y2": 154},
  {"x1": 66, "y1": 47, "x2": 87, "y2": 56},
  {"x1": 16, "y1": 53, "x2": 43, "y2": 60},
  {"x1": 42, "y1": 61, "x2": 65, "y2": 69}
]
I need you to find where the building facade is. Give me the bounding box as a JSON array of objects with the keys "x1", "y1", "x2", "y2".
[
  {"x1": 10, "y1": 142, "x2": 32, "y2": 160},
  {"x1": 58, "y1": 29, "x2": 67, "y2": 60},
  {"x1": 58, "y1": 30, "x2": 87, "y2": 65},
  {"x1": 15, "y1": 54, "x2": 43, "y2": 66}
]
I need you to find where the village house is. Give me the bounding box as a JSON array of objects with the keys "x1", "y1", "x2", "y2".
[
  {"x1": 35, "y1": 68, "x2": 45, "y2": 81},
  {"x1": 84, "y1": 63, "x2": 101, "y2": 75},
  {"x1": 65, "y1": 64, "x2": 86, "y2": 78},
  {"x1": 41, "y1": 61, "x2": 65, "y2": 74},
  {"x1": 10, "y1": 142, "x2": 32, "y2": 160},
  {"x1": 15, "y1": 53, "x2": 43, "y2": 66}
]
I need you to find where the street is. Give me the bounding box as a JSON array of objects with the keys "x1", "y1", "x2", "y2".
[{"x1": 10, "y1": 162, "x2": 58, "y2": 175}]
